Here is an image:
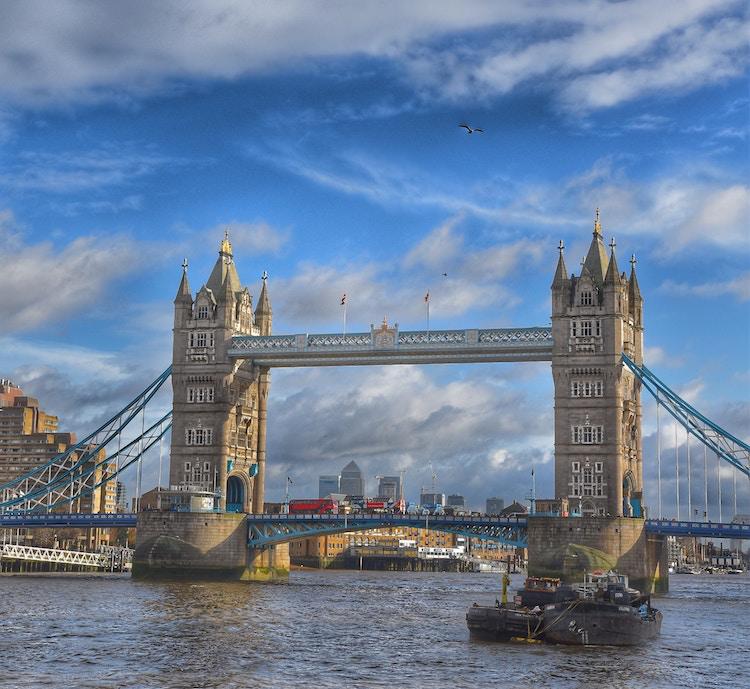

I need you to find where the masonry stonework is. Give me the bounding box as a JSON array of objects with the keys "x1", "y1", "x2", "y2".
[
  {"x1": 170, "y1": 234, "x2": 272, "y2": 512},
  {"x1": 551, "y1": 210, "x2": 645, "y2": 518},
  {"x1": 132, "y1": 512, "x2": 289, "y2": 581}
]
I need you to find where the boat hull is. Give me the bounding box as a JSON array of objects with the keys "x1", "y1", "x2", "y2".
[
  {"x1": 466, "y1": 605, "x2": 542, "y2": 641},
  {"x1": 543, "y1": 601, "x2": 662, "y2": 646}
]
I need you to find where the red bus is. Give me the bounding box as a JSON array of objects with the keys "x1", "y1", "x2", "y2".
[{"x1": 288, "y1": 498, "x2": 337, "y2": 514}]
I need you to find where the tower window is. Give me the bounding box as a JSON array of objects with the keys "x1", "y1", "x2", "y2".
[
  {"x1": 580, "y1": 291, "x2": 593, "y2": 306},
  {"x1": 185, "y1": 428, "x2": 213, "y2": 445},
  {"x1": 197, "y1": 305, "x2": 209, "y2": 319},
  {"x1": 571, "y1": 380, "x2": 603, "y2": 398},
  {"x1": 187, "y1": 387, "x2": 214, "y2": 403},
  {"x1": 571, "y1": 425, "x2": 604, "y2": 444},
  {"x1": 188, "y1": 332, "x2": 215, "y2": 348}
]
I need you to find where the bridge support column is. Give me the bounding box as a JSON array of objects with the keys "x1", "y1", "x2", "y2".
[
  {"x1": 526, "y1": 516, "x2": 668, "y2": 594},
  {"x1": 252, "y1": 367, "x2": 270, "y2": 513},
  {"x1": 132, "y1": 512, "x2": 289, "y2": 581}
]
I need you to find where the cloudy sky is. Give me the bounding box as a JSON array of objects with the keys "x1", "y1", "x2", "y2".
[{"x1": 0, "y1": 1, "x2": 747, "y2": 515}]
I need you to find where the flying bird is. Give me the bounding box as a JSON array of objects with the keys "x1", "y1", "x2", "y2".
[
  {"x1": 442, "y1": 272, "x2": 448, "y2": 277},
  {"x1": 459, "y1": 123, "x2": 484, "y2": 134}
]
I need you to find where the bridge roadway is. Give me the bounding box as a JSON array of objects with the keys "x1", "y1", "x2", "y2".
[
  {"x1": 3, "y1": 513, "x2": 749, "y2": 545},
  {"x1": 228, "y1": 327, "x2": 554, "y2": 366}
]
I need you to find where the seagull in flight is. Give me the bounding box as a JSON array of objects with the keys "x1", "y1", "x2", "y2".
[
  {"x1": 442, "y1": 272, "x2": 448, "y2": 277},
  {"x1": 459, "y1": 123, "x2": 484, "y2": 134}
]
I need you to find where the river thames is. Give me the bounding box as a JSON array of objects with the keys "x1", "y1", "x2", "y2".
[{"x1": 1, "y1": 571, "x2": 748, "y2": 689}]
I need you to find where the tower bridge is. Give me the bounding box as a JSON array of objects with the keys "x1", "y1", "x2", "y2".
[{"x1": 1, "y1": 213, "x2": 748, "y2": 588}]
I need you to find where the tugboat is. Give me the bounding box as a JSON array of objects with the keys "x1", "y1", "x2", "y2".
[
  {"x1": 466, "y1": 570, "x2": 662, "y2": 646},
  {"x1": 542, "y1": 571, "x2": 662, "y2": 646}
]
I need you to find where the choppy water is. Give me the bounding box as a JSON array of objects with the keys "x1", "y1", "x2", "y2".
[{"x1": 0, "y1": 571, "x2": 748, "y2": 689}]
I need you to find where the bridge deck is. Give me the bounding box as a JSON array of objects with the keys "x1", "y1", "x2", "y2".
[
  {"x1": 229, "y1": 327, "x2": 553, "y2": 366},
  {"x1": 4, "y1": 513, "x2": 748, "y2": 541}
]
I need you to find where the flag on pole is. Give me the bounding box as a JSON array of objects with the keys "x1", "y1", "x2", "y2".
[
  {"x1": 424, "y1": 291, "x2": 430, "y2": 303},
  {"x1": 287, "y1": 476, "x2": 294, "y2": 485},
  {"x1": 340, "y1": 294, "x2": 347, "y2": 306}
]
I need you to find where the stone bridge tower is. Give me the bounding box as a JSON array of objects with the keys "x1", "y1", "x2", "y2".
[
  {"x1": 551, "y1": 211, "x2": 645, "y2": 517},
  {"x1": 170, "y1": 233, "x2": 271, "y2": 512}
]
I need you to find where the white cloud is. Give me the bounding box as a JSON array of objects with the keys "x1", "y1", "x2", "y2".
[
  {"x1": 660, "y1": 271, "x2": 750, "y2": 302},
  {"x1": 403, "y1": 215, "x2": 464, "y2": 270},
  {"x1": 266, "y1": 362, "x2": 554, "y2": 506},
  {"x1": 208, "y1": 220, "x2": 289, "y2": 256},
  {"x1": 0, "y1": 1, "x2": 743, "y2": 115},
  {"x1": 0, "y1": 209, "x2": 147, "y2": 332},
  {"x1": 0, "y1": 145, "x2": 178, "y2": 194},
  {"x1": 558, "y1": 15, "x2": 747, "y2": 111},
  {"x1": 271, "y1": 219, "x2": 542, "y2": 330}
]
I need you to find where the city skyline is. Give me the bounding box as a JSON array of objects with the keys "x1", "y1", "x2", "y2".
[{"x1": 0, "y1": 2, "x2": 747, "y2": 512}]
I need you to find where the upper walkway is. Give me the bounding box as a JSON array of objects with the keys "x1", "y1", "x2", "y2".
[{"x1": 228, "y1": 326, "x2": 553, "y2": 367}]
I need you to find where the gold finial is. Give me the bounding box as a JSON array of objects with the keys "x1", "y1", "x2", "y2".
[
  {"x1": 220, "y1": 228, "x2": 233, "y2": 256},
  {"x1": 593, "y1": 208, "x2": 602, "y2": 236}
]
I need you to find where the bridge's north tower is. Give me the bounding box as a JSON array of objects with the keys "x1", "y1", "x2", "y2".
[
  {"x1": 170, "y1": 233, "x2": 271, "y2": 512},
  {"x1": 551, "y1": 211, "x2": 644, "y2": 517}
]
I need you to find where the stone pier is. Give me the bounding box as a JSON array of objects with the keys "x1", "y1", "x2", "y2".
[
  {"x1": 527, "y1": 515, "x2": 669, "y2": 593},
  {"x1": 132, "y1": 512, "x2": 289, "y2": 581}
]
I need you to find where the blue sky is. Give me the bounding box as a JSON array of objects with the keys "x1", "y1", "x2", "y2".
[{"x1": 0, "y1": 1, "x2": 747, "y2": 514}]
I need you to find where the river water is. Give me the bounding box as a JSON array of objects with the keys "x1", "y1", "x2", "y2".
[{"x1": 0, "y1": 571, "x2": 748, "y2": 689}]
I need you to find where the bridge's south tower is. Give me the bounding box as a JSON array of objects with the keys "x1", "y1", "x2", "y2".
[
  {"x1": 170, "y1": 234, "x2": 271, "y2": 512},
  {"x1": 551, "y1": 211, "x2": 644, "y2": 517}
]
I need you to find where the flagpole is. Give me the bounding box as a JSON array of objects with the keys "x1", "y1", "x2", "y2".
[
  {"x1": 341, "y1": 294, "x2": 347, "y2": 336},
  {"x1": 425, "y1": 290, "x2": 430, "y2": 341}
]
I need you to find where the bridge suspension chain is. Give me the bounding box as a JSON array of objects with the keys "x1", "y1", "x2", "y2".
[
  {"x1": 0, "y1": 413, "x2": 172, "y2": 512},
  {"x1": 623, "y1": 354, "x2": 750, "y2": 479},
  {"x1": 0, "y1": 367, "x2": 173, "y2": 513}
]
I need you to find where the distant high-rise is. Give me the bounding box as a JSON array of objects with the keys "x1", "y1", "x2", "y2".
[
  {"x1": 377, "y1": 475, "x2": 401, "y2": 500},
  {"x1": 0, "y1": 379, "x2": 116, "y2": 546},
  {"x1": 116, "y1": 481, "x2": 128, "y2": 512},
  {"x1": 420, "y1": 490, "x2": 445, "y2": 507},
  {"x1": 486, "y1": 497, "x2": 505, "y2": 515},
  {"x1": 446, "y1": 494, "x2": 465, "y2": 508},
  {"x1": 318, "y1": 474, "x2": 339, "y2": 498},
  {"x1": 339, "y1": 461, "x2": 365, "y2": 497}
]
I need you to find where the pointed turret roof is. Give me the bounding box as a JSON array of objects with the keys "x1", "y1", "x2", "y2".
[
  {"x1": 604, "y1": 237, "x2": 621, "y2": 286},
  {"x1": 628, "y1": 254, "x2": 642, "y2": 302},
  {"x1": 582, "y1": 208, "x2": 609, "y2": 285},
  {"x1": 255, "y1": 272, "x2": 272, "y2": 318},
  {"x1": 206, "y1": 230, "x2": 242, "y2": 297},
  {"x1": 174, "y1": 258, "x2": 192, "y2": 301},
  {"x1": 551, "y1": 240, "x2": 569, "y2": 288}
]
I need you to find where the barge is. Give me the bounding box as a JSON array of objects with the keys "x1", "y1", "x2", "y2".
[{"x1": 467, "y1": 571, "x2": 662, "y2": 646}]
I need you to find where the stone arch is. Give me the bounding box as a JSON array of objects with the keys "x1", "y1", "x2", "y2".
[{"x1": 226, "y1": 472, "x2": 251, "y2": 513}]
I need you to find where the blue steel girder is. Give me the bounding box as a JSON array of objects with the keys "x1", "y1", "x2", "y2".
[
  {"x1": 246, "y1": 514, "x2": 528, "y2": 548},
  {"x1": 622, "y1": 353, "x2": 750, "y2": 478},
  {"x1": 644, "y1": 519, "x2": 750, "y2": 540}
]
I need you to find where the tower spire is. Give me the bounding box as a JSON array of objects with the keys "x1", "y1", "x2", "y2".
[
  {"x1": 255, "y1": 271, "x2": 272, "y2": 335},
  {"x1": 551, "y1": 239, "x2": 569, "y2": 287},
  {"x1": 582, "y1": 208, "x2": 609, "y2": 284},
  {"x1": 628, "y1": 253, "x2": 642, "y2": 303},
  {"x1": 604, "y1": 237, "x2": 621, "y2": 286},
  {"x1": 175, "y1": 257, "x2": 192, "y2": 300}
]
